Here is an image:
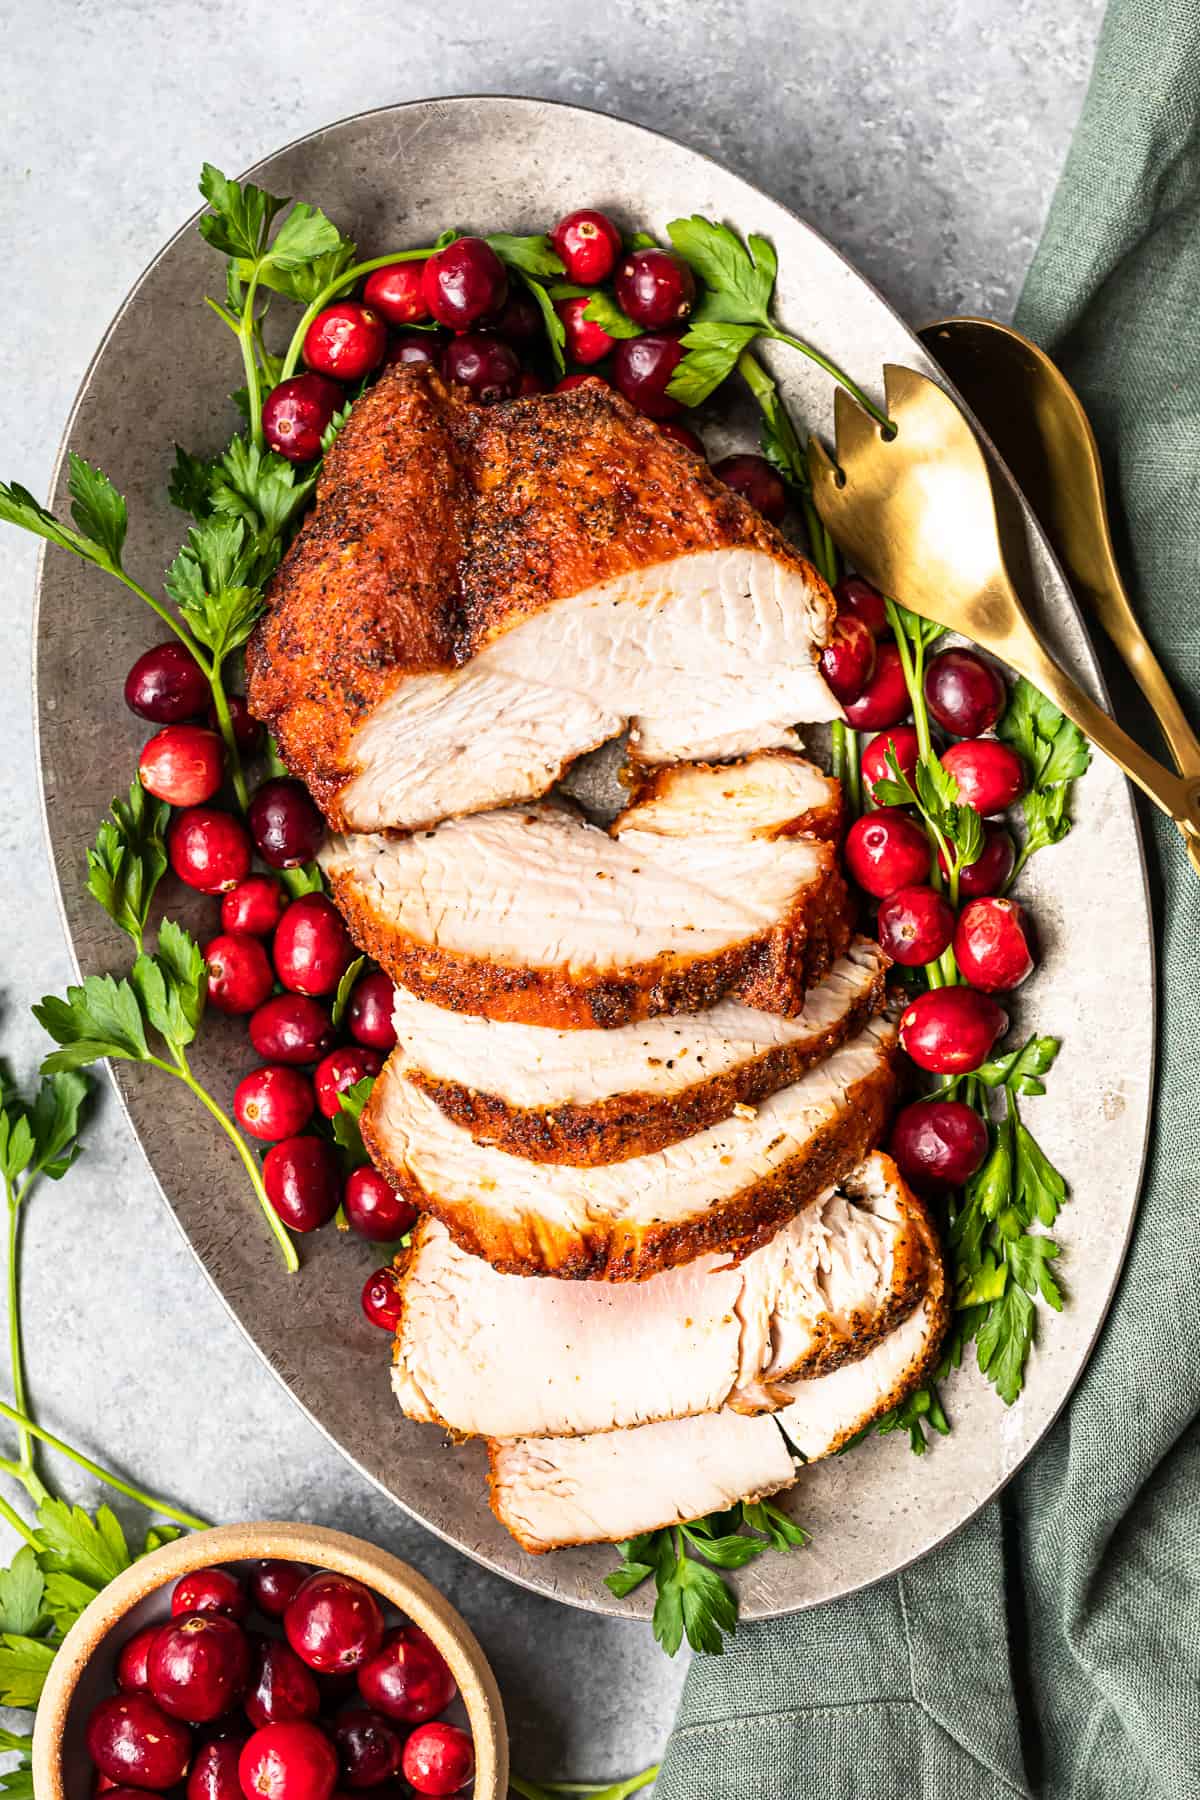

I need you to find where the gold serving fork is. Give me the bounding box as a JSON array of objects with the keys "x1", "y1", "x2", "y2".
[{"x1": 807, "y1": 364, "x2": 1200, "y2": 864}]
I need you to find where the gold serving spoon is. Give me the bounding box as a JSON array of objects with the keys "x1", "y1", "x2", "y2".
[
  {"x1": 807, "y1": 363, "x2": 1200, "y2": 858},
  {"x1": 920, "y1": 316, "x2": 1200, "y2": 876}
]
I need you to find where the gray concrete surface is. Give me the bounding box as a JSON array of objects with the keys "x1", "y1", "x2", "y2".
[{"x1": 0, "y1": 0, "x2": 1103, "y2": 1782}]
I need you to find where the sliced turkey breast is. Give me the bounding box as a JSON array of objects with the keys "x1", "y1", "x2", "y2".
[
  {"x1": 391, "y1": 1153, "x2": 932, "y2": 1438},
  {"x1": 393, "y1": 939, "x2": 887, "y2": 1165},
  {"x1": 361, "y1": 1017, "x2": 898, "y2": 1279},
  {"x1": 616, "y1": 750, "x2": 842, "y2": 842},
  {"x1": 487, "y1": 1410, "x2": 798, "y2": 1557},
  {"x1": 247, "y1": 366, "x2": 841, "y2": 833},
  {"x1": 488, "y1": 1200, "x2": 947, "y2": 1551},
  {"x1": 322, "y1": 804, "x2": 853, "y2": 1031}
]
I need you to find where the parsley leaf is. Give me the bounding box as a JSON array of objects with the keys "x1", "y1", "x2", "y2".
[
  {"x1": 165, "y1": 516, "x2": 265, "y2": 661},
  {"x1": 998, "y1": 677, "x2": 1090, "y2": 873},
  {"x1": 977, "y1": 1033, "x2": 1061, "y2": 1096},
  {"x1": 667, "y1": 322, "x2": 758, "y2": 407},
  {"x1": 279, "y1": 862, "x2": 326, "y2": 899},
  {"x1": 86, "y1": 780, "x2": 169, "y2": 951},
  {"x1": 34, "y1": 1498, "x2": 131, "y2": 1587},
  {"x1": 168, "y1": 446, "x2": 215, "y2": 520},
  {"x1": 208, "y1": 437, "x2": 316, "y2": 542},
  {"x1": 131, "y1": 920, "x2": 207, "y2": 1052},
  {"x1": 515, "y1": 274, "x2": 567, "y2": 375},
  {"x1": 0, "y1": 1637, "x2": 56, "y2": 1710},
  {"x1": 67, "y1": 456, "x2": 127, "y2": 566},
  {"x1": 34, "y1": 975, "x2": 151, "y2": 1071},
  {"x1": 331, "y1": 957, "x2": 365, "y2": 1030},
  {"x1": 0, "y1": 1552, "x2": 46, "y2": 1639},
  {"x1": 332, "y1": 1076, "x2": 376, "y2": 1169},
  {"x1": 582, "y1": 291, "x2": 642, "y2": 340},
  {"x1": 486, "y1": 233, "x2": 564, "y2": 280},
  {"x1": 198, "y1": 165, "x2": 288, "y2": 261},
  {"x1": 667, "y1": 217, "x2": 776, "y2": 328},
  {"x1": 975, "y1": 1283, "x2": 1036, "y2": 1405}
]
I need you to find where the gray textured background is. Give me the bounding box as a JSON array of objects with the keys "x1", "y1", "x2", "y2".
[{"x1": 0, "y1": 0, "x2": 1103, "y2": 1783}]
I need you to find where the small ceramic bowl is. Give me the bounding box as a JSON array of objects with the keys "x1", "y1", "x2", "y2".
[{"x1": 32, "y1": 1520, "x2": 508, "y2": 1800}]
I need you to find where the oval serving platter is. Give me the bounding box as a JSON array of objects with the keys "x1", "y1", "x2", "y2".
[{"x1": 35, "y1": 96, "x2": 1154, "y2": 1619}]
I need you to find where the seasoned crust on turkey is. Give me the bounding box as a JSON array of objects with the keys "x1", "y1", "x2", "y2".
[
  {"x1": 361, "y1": 1018, "x2": 899, "y2": 1281},
  {"x1": 392, "y1": 940, "x2": 888, "y2": 1165},
  {"x1": 247, "y1": 366, "x2": 840, "y2": 832}
]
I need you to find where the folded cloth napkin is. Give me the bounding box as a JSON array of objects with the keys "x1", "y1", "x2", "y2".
[{"x1": 657, "y1": 1, "x2": 1200, "y2": 1793}]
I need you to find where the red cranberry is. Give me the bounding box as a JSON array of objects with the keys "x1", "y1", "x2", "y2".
[
  {"x1": 615, "y1": 248, "x2": 695, "y2": 327},
  {"x1": 357, "y1": 1626, "x2": 456, "y2": 1725},
  {"x1": 314, "y1": 1046, "x2": 383, "y2": 1118},
  {"x1": 876, "y1": 885, "x2": 955, "y2": 967},
  {"x1": 249, "y1": 780, "x2": 325, "y2": 869},
  {"x1": 844, "y1": 808, "x2": 931, "y2": 899},
  {"x1": 125, "y1": 641, "x2": 208, "y2": 724},
  {"x1": 86, "y1": 1693, "x2": 192, "y2": 1790},
  {"x1": 187, "y1": 1737, "x2": 243, "y2": 1800},
  {"x1": 238, "y1": 1722, "x2": 338, "y2": 1800},
  {"x1": 331, "y1": 1711, "x2": 403, "y2": 1789},
  {"x1": 841, "y1": 641, "x2": 911, "y2": 730},
  {"x1": 439, "y1": 333, "x2": 521, "y2": 403},
  {"x1": 861, "y1": 724, "x2": 920, "y2": 801},
  {"x1": 384, "y1": 334, "x2": 441, "y2": 369},
  {"x1": 147, "y1": 1613, "x2": 250, "y2": 1723},
  {"x1": 401, "y1": 1721, "x2": 474, "y2": 1796},
  {"x1": 924, "y1": 647, "x2": 1007, "y2": 738},
  {"x1": 262, "y1": 375, "x2": 344, "y2": 464},
  {"x1": 251, "y1": 1561, "x2": 312, "y2": 1620},
  {"x1": 343, "y1": 1168, "x2": 417, "y2": 1243},
  {"x1": 234, "y1": 1066, "x2": 316, "y2": 1141},
  {"x1": 284, "y1": 1573, "x2": 384, "y2": 1675},
  {"x1": 116, "y1": 1623, "x2": 162, "y2": 1694},
  {"x1": 833, "y1": 575, "x2": 890, "y2": 639},
  {"x1": 612, "y1": 334, "x2": 684, "y2": 418},
  {"x1": 550, "y1": 208, "x2": 623, "y2": 284},
  {"x1": 555, "y1": 372, "x2": 610, "y2": 392},
  {"x1": 516, "y1": 369, "x2": 549, "y2": 396},
  {"x1": 483, "y1": 289, "x2": 542, "y2": 344},
  {"x1": 890, "y1": 1099, "x2": 990, "y2": 1189},
  {"x1": 303, "y1": 304, "x2": 387, "y2": 382},
  {"x1": 362, "y1": 1268, "x2": 404, "y2": 1332},
  {"x1": 656, "y1": 420, "x2": 705, "y2": 457},
  {"x1": 363, "y1": 263, "x2": 429, "y2": 327},
  {"x1": 953, "y1": 896, "x2": 1035, "y2": 992},
  {"x1": 262, "y1": 1137, "x2": 342, "y2": 1233},
  {"x1": 421, "y1": 238, "x2": 507, "y2": 331},
  {"x1": 712, "y1": 453, "x2": 787, "y2": 524},
  {"x1": 208, "y1": 694, "x2": 263, "y2": 755},
  {"x1": 345, "y1": 971, "x2": 396, "y2": 1050},
  {"x1": 941, "y1": 739, "x2": 1027, "y2": 814},
  {"x1": 139, "y1": 725, "x2": 225, "y2": 807},
  {"x1": 204, "y1": 933, "x2": 274, "y2": 1015},
  {"x1": 167, "y1": 809, "x2": 252, "y2": 894},
  {"x1": 222, "y1": 876, "x2": 287, "y2": 938},
  {"x1": 273, "y1": 895, "x2": 355, "y2": 996},
  {"x1": 172, "y1": 1568, "x2": 248, "y2": 1621},
  {"x1": 819, "y1": 615, "x2": 877, "y2": 705},
  {"x1": 250, "y1": 995, "x2": 334, "y2": 1066},
  {"x1": 244, "y1": 1638, "x2": 321, "y2": 1730},
  {"x1": 554, "y1": 295, "x2": 613, "y2": 366},
  {"x1": 899, "y1": 987, "x2": 1008, "y2": 1074},
  {"x1": 940, "y1": 822, "x2": 1016, "y2": 898}
]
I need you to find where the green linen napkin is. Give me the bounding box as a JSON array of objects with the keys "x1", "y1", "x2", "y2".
[{"x1": 657, "y1": 1, "x2": 1200, "y2": 1793}]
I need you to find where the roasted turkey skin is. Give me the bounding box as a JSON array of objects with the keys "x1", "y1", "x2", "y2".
[{"x1": 246, "y1": 366, "x2": 840, "y2": 832}]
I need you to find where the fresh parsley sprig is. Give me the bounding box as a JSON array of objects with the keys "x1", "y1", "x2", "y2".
[
  {"x1": 998, "y1": 676, "x2": 1091, "y2": 883},
  {"x1": 664, "y1": 217, "x2": 891, "y2": 429},
  {"x1": 605, "y1": 1499, "x2": 807, "y2": 1656},
  {"x1": 32, "y1": 877, "x2": 299, "y2": 1272},
  {"x1": 85, "y1": 782, "x2": 169, "y2": 954}
]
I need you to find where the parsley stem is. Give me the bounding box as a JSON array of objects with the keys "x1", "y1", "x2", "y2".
[
  {"x1": 830, "y1": 720, "x2": 848, "y2": 786},
  {"x1": 0, "y1": 1398, "x2": 208, "y2": 1530},
  {"x1": 768, "y1": 331, "x2": 893, "y2": 432},
  {"x1": 845, "y1": 728, "x2": 863, "y2": 819},
  {"x1": 0, "y1": 1488, "x2": 38, "y2": 1548},
  {"x1": 152, "y1": 1056, "x2": 299, "y2": 1274},
  {"x1": 207, "y1": 663, "x2": 250, "y2": 814},
  {"x1": 279, "y1": 248, "x2": 440, "y2": 383},
  {"x1": 101, "y1": 563, "x2": 213, "y2": 676},
  {"x1": 239, "y1": 270, "x2": 266, "y2": 453},
  {"x1": 4, "y1": 1177, "x2": 47, "y2": 1506}
]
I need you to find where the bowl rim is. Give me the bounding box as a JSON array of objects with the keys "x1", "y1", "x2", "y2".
[{"x1": 31, "y1": 1520, "x2": 508, "y2": 1800}]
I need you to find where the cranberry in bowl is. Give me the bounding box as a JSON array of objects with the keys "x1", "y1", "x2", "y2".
[{"x1": 32, "y1": 1523, "x2": 507, "y2": 1800}]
